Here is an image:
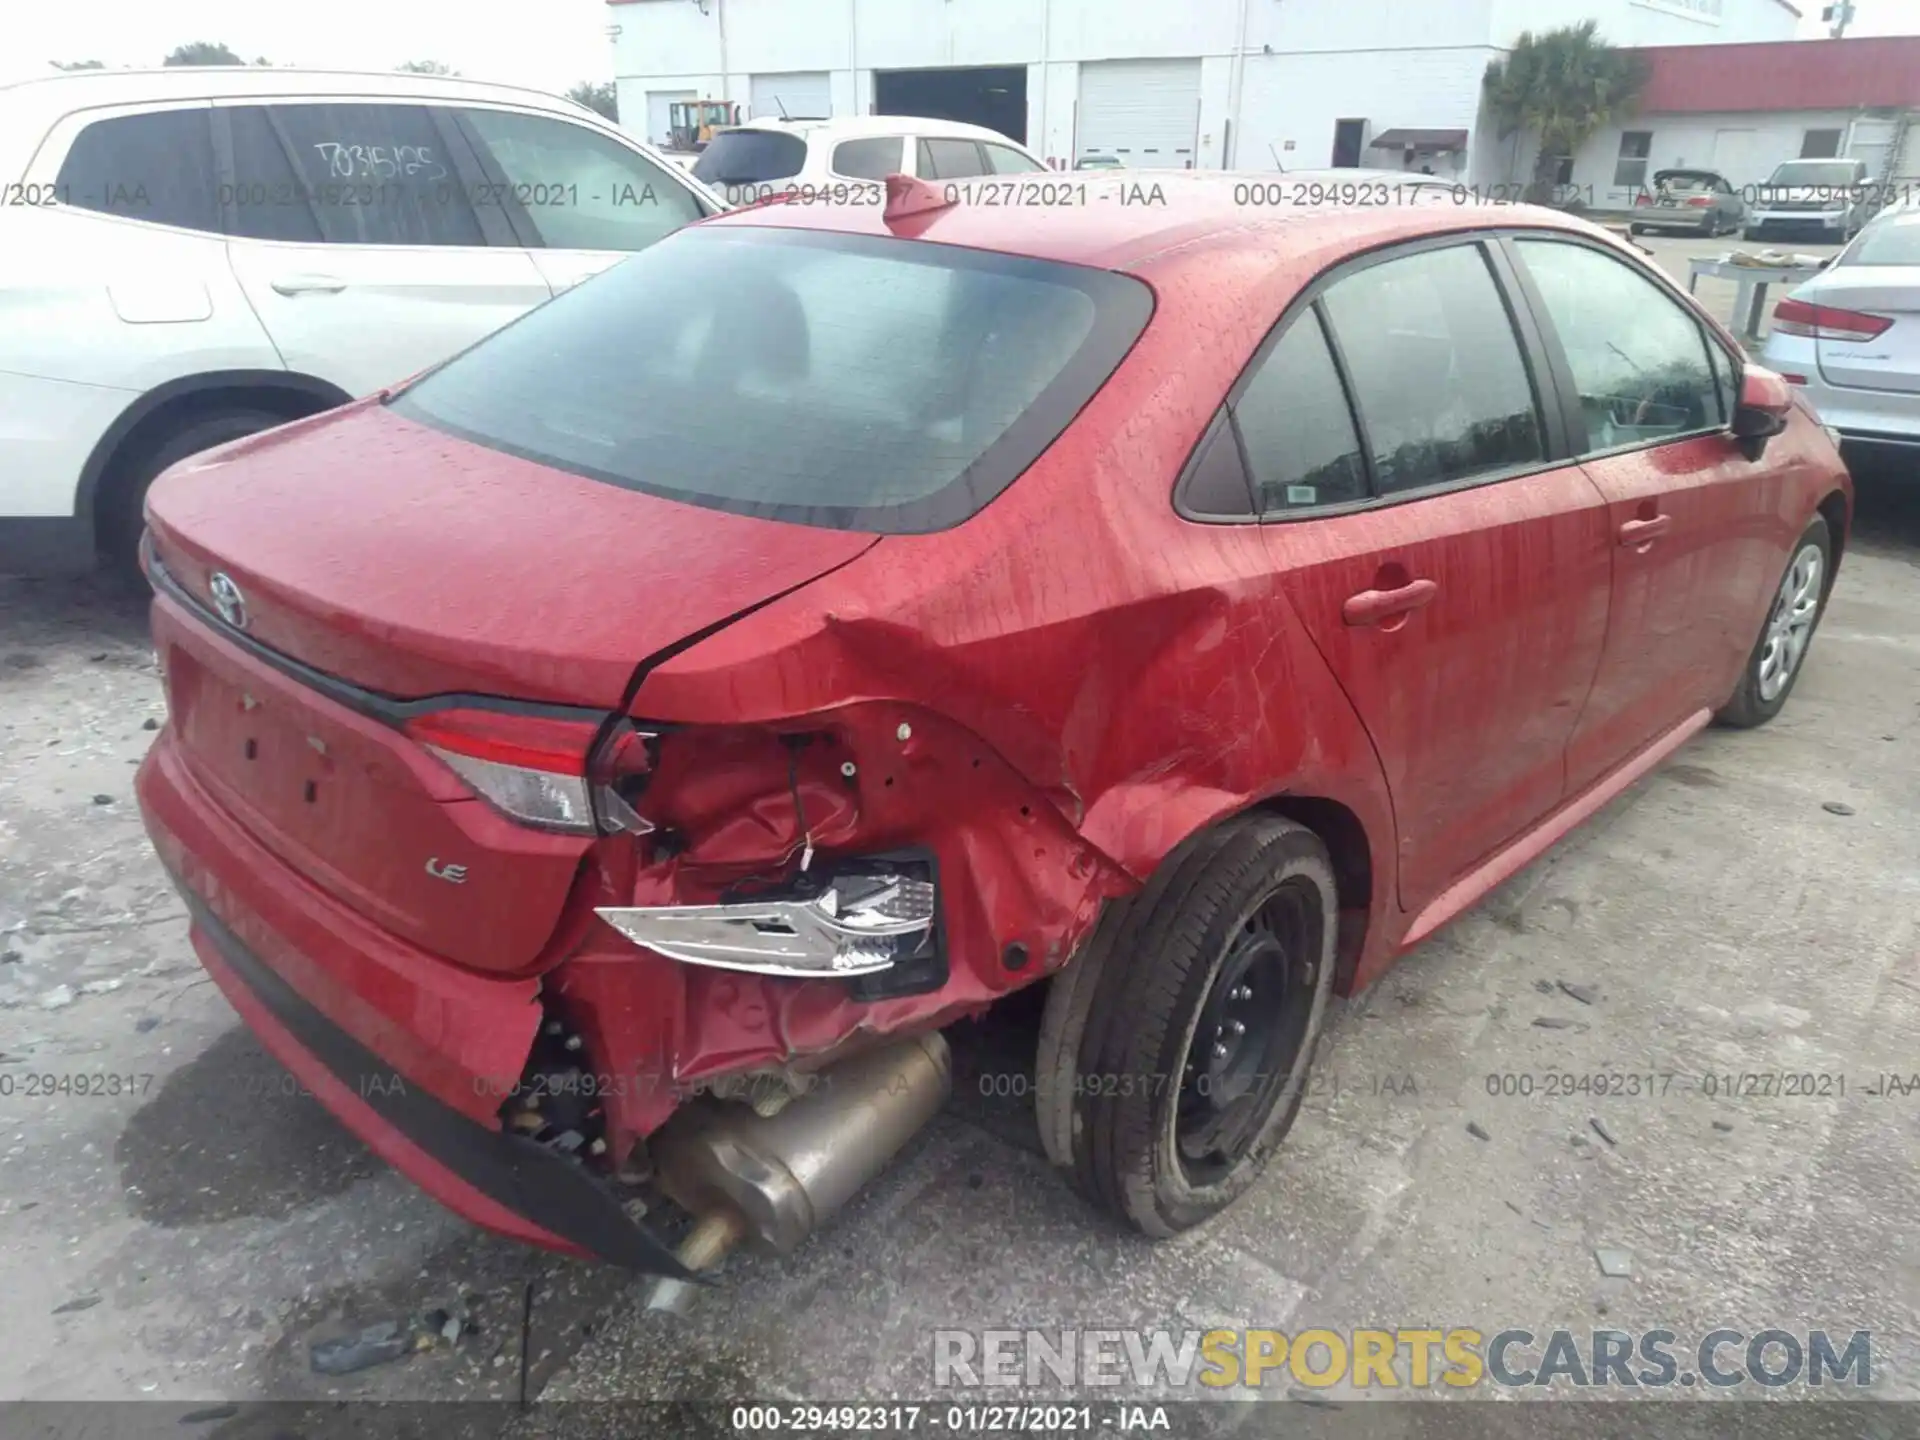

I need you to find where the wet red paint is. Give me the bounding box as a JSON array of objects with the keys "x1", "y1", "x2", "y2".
[{"x1": 138, "y1": 191, "x2": 1851, "y2": 1254}]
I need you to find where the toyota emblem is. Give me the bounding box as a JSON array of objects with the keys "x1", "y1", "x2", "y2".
[{"x1": 208, "y1": 572, "x2": 248, "y2": 630}]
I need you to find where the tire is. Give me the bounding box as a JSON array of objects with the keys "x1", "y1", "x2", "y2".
[
  {"x1": 1742, "y1": 227, "x2": 1760, "y2": 242},
  {"x1": 1716, "y1": 516, "x2": 1831, "y2": 729},
  {"x1": 1034, "y1": 815, "x2": 1338, "y2": 1238},
  {"x1": 1629, "y1": 223, "x2": 1645, "y2": 236},
  {"x1": 99, "y1": 408, "x2": 287, "y2": 575}
]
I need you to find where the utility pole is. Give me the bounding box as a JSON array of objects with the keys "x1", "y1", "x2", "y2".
[{"x1": 1821, "y1": 2, "x2": 1856, "y2": 38}]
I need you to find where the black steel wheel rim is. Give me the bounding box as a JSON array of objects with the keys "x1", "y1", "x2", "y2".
[{"x1": 1175, "y1": 875, "x2": 1322, "y2": 1186}]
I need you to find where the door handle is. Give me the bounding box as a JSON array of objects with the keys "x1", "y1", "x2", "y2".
[
  {"x1": 1618, "y1": 515, "x2": 1672, "y2": 547},
  {"x1": 1342, "y1": 578, "x2": 1439, "y2": 627},
  {"x1": 269, "y1": 275, "x2": 347, "y2": 296}
]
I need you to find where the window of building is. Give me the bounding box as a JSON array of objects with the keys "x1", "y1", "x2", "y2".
[
  {"x1": 1614, "y1": 131, "x2": 1654, "y2": 191},
  {"x1": 1801, "y1": 129, "x2": 1843, "y2": 160}
]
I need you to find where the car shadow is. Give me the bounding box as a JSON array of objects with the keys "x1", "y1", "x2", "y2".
[
  {"x1": 1847, "y1": 454, "x2": 1920, "y2": 554},
  {"x1": 115, "y1": 1023, "x2": 382, "y2": 1226},
  {"x1": 0, "y1": 569, "x2": 150, "y2": 652}
]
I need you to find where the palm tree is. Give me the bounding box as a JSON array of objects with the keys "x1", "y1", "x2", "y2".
[
  {"x1": 1483, "y1": 23, "x2": 1648, "y2": 203},
  {"x1": 397, "y1": 60, "x2": 459, "y2": 76}
]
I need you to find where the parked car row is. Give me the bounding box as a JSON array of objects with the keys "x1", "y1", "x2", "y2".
[{"x1": 1629, "y1": 157, "x2": 1882, "y2": 243}]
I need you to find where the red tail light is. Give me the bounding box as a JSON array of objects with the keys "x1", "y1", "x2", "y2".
[
  {"x1": 1686, "y1": 196, "x2": 1714, "y2": 208},
  {"x1": 1772, "y1": 298, "x2": 1894, "y2": 343},
  {"x1": 402, "y1": 708, "x2": 658, "y2": 834},
  {"x1": 404, "y1": 708, "x2": 603, "y2": 832},
  {"x1": 1634, "y1": 193, "x2": 1652, "y2": 206}
]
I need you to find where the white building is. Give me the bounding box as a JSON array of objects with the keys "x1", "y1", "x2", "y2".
[
  {"x1": 1563, "y1": 35, "x2": 1920, "y2": 203},
  {"x1": 607, "y1": 0, "x2": 1799, "y2": 180}
]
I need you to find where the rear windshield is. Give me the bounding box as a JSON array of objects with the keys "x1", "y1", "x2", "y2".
[
  {"x1": 692, "y1": 130, "x2": 806, "y2": 185},
  {"x1": 389, "y1": 225, "x2": 1153, "y2": 533},
  {"x1": 1657, "y1": 173, "x2": 1714, "y2": 192},
  {"x1": 1766, "y1": 161, "x2": 1860, "y2": 188},
  {"x1": 1847, "y1": 217, "x2": 1920, "y2": 266}
]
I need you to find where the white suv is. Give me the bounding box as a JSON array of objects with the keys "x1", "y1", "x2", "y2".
[
  {"x1": 0, "y1": 68, "x2": 724, "y2": 573},
  {"x1": 690, "y1": 115, "x2": 1048, "y2": 203}
]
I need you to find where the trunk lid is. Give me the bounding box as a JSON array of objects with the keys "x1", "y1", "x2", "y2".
[
  {"x1": 146, "y1": 398, "x2": 877, "y2": 974},
  {"x1": 145, "y1": 399, "x2": 878, "y2": 708},
  {"x1": 1807, "y1": 268, "x2": 1920, "y2": 396}
]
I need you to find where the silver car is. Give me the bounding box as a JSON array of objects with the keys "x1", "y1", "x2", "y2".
[
  {"x1": 1760, "y1": 202, "x2": 1920, "y2": 457},
  {"x1": 1628, "y1": 168, "x2": 1745, "y2": 237},
  {"x1": 1746, "y1": 157, "x2": 1874, "y2": 243}
]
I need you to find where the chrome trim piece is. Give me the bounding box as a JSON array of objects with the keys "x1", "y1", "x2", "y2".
[{"x1": 597, "y1": 874, "x2": 936, "y2": 978}]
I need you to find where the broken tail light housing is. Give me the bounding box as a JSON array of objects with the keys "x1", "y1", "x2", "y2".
[
  {"x1": 597, "y1": 855, "x2": 941, "y2": 981},
  {"x1": 404, "y1": 709, "x2": 656, "y2": 835},
  {"x1": 1771, "y1": 298, "x2": 1894, "y2": 344}
]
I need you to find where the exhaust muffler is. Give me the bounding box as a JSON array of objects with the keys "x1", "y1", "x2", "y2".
[{"x1": 644, "y1": 1031, "x2": 951, "y2": 1312}]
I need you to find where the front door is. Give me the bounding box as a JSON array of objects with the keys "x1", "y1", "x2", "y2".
[
  {"x1": 1235, "y1": 239, "x2": 1614, "y2": 913},
  {"x1": 215, "y1": 101, "x2": 552, "y2": 397},
  {"x1": 1506, "y1": 235, "x2": 1777, "y2": 793}
]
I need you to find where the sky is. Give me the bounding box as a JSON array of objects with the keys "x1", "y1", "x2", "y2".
[
  {"x1": 6, "y1": 0, "x2": 1920, "y2": 94},
  {"x1": 8, "y1": 0, "x2": 616, "y2": 94}
]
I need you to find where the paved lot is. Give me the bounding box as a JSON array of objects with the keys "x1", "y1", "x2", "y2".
[{"x1": 1, "y1": 238, "x2": 1915, "y2": 1425}]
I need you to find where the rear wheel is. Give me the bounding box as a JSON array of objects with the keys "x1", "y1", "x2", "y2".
[
  {"x1": 1717, "y1": 516, "x2": 1831, "y2": 729},
  {"x1": 99, "y1": 408, "x2": 287, "y2": 576},
  {"x1": 1035, "y1": 815, "x2": 1337, "y2": 1237}
]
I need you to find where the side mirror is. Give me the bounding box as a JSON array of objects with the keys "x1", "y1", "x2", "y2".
[{"x1": 1731, "y1": 364, "x2": 1792, "y2": 461}]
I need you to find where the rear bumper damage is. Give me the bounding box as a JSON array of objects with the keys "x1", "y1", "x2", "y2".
[{"x1": 139, "y1": 729, "x2": 694, "y2": 1273}]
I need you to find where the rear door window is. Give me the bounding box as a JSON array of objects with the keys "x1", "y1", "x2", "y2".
[
  {"x1": 226, "y1": 103, "x2": 486, "y2": 246},
  {"x1": 456, "y1": 107, "x2": 704, "y2": 251},
  {"x1": 389, "y1": 225, "x2": 1153, "y2": 533},
  {"x1": 1319, "y1": 243, "x2": 1545, "y2": 495},
  {"x1": 691, "y1": 129, "x2": 806, "y2": 186},
  {"x1": 830, "y1": 136, "x2": 905, "y2": 180},
  {"x1": 1233, "y1": 307, "x2": 1368, "y2": 513},
  {"x1": 918, "y1": 138, "x2": 988, "y2": 179},
  {"x1": 55, "y1": 108, "x2": 219, "y2": 233}
]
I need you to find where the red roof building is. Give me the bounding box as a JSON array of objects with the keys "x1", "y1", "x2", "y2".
[{"x1": 1635, "y1": 35, "x2": 1920, "y2": 114}]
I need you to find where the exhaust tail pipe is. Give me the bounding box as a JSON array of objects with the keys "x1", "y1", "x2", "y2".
[{"x1": 644, "y1": 1032, "x2": 951, "y2": 1313}]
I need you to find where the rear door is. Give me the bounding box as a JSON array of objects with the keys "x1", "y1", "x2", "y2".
[
  {"x1": 1506, "y1": 233, "x2": 1774, "y2": 792},
  {"x1": 1242, "y1": 237, "x2": 1614, "y2": 912},
  {"x1": 450, "y1": 106, "x2": 714, "y2": 295},
  {"x1": 216, "y1": 100, "x2": 552, "y2": 397}
]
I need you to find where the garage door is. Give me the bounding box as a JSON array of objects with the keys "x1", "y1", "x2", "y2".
[
  {"x1": 750, "y1": 72, "x2": 831, "y2": 122},
  {"x1": 646, "y1": 89, "x2": 696, "y2": 148},
  {"x1": 1077, "y1": 59, "x2": 1201, "y2": 169}
]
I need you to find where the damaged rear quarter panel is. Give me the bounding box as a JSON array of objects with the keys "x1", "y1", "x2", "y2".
[{"x1": 551, "y1": 231, "x2": 1400, "y2": 1140}]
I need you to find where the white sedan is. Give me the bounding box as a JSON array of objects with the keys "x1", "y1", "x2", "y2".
[{"x1": 1761, "y1": 203, "x2": 1920, "y2": 459}]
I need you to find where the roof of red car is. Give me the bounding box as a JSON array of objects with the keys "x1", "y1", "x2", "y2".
[{"x1": 704, "y1": 172, "x2": 1592, "y2": 274}]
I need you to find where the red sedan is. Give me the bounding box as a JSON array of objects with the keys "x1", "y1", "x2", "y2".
[{"x1": 135, "y1": 176, "x2": 1850, "y2": 1286}]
